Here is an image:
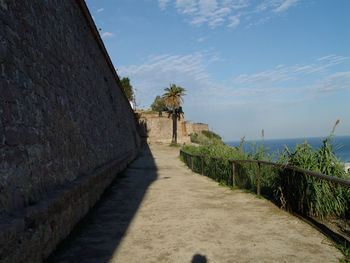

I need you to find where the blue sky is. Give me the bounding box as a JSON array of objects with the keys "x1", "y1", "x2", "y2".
[{"x1": 86, "y1": 0, "x2": 350, "y2": 141}]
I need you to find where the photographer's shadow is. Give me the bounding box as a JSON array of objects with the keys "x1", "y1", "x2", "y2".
[{"x1": 192, "y1": 254, "x2": 207, "y2": 263}]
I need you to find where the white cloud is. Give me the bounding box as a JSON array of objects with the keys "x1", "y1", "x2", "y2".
[
  {"x1": 317, "y1": 55, "x2": 334, "y2": 61},
  {"x1": 234, "y1": 69, "x2": 292, "y2": 87},
  {"x1": 316, "y1": 54, "x2": 348, "y2": 65},
  {"x1": 118, "y1": 52, "x2": 223, "y2": 108},
  {"x1": 118, "y1": 52, "x2": 349, "y2": 115},
  {"x1": 234, "y1": 55, "x2": 350, "y2": 87},
  {"x1": 96, "y1": 8, "x2": 104, "y2": 13},
  {"x1": 256, "y1": 2, "x2": 268, "y2": 12},
  {"x1": 158, "y1": 0, "x2": 171, "y2": 10},
  {"x1": 117, "y1": 52, "x2": 350, "y2": 139},
  {"x1": 223, "y1": 0, "x2": 250, "y2": 9},
  {"x1": 119, "y1": 53, "x2": 211, "y2": 85},
  {"x1": 190, "y1": 16, "x2": 208, "y2": 26},
  {"x1": 228, "y1": 16, "x2": 240, "y2": 28},
  {"x1": 215, "y1": 7, "x2": 232, "y2": 16},
  {"x1": 198, "y1": 0, "x2": 218, "y2": 15},
  {"x1": 176, "y1": 0, "x2": 198, "y2": 14},
  {"x1": 310, "y1": 71, "x2": 350, "y2": 93},
  {"x1": 159, "y1": 0, "x2": 300, "y2": 28},
  {"x1": 208, "y1": 17, "x2": 225, "y2": 27},
  {"x1": 101, "y1": 32, "x2": 115, "y2": 38},
  {"x1": 273, "y1": 0, "x2": 299, "y2": 13}
]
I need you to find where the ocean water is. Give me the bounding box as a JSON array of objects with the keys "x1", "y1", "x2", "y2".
[{"x1": 226, "y1": 136, "x2": 350, "y2": 163}]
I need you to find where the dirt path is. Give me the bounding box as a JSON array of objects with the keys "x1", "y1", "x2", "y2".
[{"x1": 47, "y1": 144, "x2": 343, "y2": 263}]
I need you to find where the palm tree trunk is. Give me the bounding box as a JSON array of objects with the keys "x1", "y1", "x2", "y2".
[{"x1": 172, "y1": 108, "x2": 177, "y2": 144}]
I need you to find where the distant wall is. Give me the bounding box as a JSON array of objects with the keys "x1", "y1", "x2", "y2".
[
  {"x1": 192, "y1": 123, "x2": 209, "y2": 134},
  {"x1": 138, "y1": 112, "x2": 208, "y2": 144},
  {"x1": 140, "y1": 113, "x2": 190, "y2": 144},
  {"x1": 0, "y1": 1, "x2": 140, "y2": 262},
  {"x1": 185, "y1": 121, "x2": 195, "y2": 135},
  {"x1": 185, "y1": 122, "x2": 209, "y2": 135}
]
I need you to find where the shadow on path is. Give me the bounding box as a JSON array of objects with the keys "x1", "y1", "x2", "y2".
[
  {"x1": 191, "y1": 254, "x2": 207, "y2": 263},
  {"x1": 46, "y1": 144, "x2": 157, "y2": 263}
]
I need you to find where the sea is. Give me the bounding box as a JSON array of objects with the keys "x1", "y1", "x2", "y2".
[{"x1": 226, "y1": 135, "x2": 350, "y2": 163}]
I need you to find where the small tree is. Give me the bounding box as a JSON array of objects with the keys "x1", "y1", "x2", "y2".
[
  {"x1": 151, "y1": 95, "x2": 166, "y2": 116},
  {"x1": 163, "y1": 84, "x2": 186, "y2": 144},
  {"x1": 120, "y1": 77, "x2": 134, "y2": 101}
]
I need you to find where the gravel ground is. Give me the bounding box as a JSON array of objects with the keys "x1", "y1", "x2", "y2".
[{"x1": 47, "y1": 144, "x2": 344, "y2": 263}]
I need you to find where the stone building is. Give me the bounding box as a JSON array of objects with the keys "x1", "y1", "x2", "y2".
[{"x1": 137, "y1": 111, "x2": 208, "y2": 144}]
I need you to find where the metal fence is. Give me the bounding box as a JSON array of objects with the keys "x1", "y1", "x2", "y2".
[
  {"x1": 180, "y1": 149, "x2": 350, "y2": 218},
  {"x1": 181, "y1": 149, "x2": 350, "y2": 193}
]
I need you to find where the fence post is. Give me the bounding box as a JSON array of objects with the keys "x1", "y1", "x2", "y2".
[
  {"x1": 191, "y1": 155, "x2": 194, "y2": 170},
  {"x1": 257, "y1": 162, "x2": 261, "y2": 197},
  {"x1": 232, "y1": 161, "x2": 235, "y2": 187},
  {"x1": 201, "y1": 157, "x2": 204, "y2": 175}
]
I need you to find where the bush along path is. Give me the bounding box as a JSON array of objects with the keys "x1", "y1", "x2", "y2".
[{"x1": 48, "y1": 144, "x2": 344, "y2": 262}]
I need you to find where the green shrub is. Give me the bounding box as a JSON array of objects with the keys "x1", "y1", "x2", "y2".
[
  {"x1": 181, "y1": 123, "x2": 350, "y2": 220},
  {"x1": 275, "y1": 131, "x2": 349, "y2": 218},
  {"x1": 201, "y1": 130, "x2": 222, "y2": 140},
  {"x1": 189, "y1": 133, "x2": 200, "y2": 143}
]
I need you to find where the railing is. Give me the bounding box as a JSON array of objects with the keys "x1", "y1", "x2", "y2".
[
  {"x1": 180, "y1": 150, "x2": 350, "y2": 193},
  {"x1": 180, "y1": 149, "x2": 350, "y2": 218}
]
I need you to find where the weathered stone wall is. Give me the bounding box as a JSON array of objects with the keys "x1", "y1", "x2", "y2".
[
  {"x1": 138, "y1": 111, "x2": 208, "y2": 144},
  {"x1": 139, "y1": 113, "x2": 190, "y2": 144},
  {"x1": 0, "y1": 1, "x2": 140, "y2": 262},
  {"x1": 185, "y1": 121, "x2": 195, "y2": 135},
  {"x1": 192, "y1": 123, "x2": 209, "y2": 134},
  {"x1": 185, "y1": 122, "x2": 209, "y2": 135}
]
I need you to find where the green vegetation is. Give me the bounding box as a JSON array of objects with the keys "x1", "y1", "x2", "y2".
[
  {"x1": 162, "y1": 84, "x2": 186, "y2": 144},
  {"x1": 338, "y1": 243, "x2": 350, "y2": 263},
  {"x1": 150, "y1": 95, "x2": 166, "y2": 116},
  {"x1": 120, "y1": 77, "x2": 134, "y2": 101},
  {"x1": 182, "y1": 122, "x2": 350, "y2": 261},
  {"x1": 201, "y1": 130, "x2": 222, "y2": 140},
  {"x1": 190, "y1": 130, "x2": 223, "y2": 144},
  {"x1": 189, "y1": 133, "x2": 200, "y2": 143},
  {"x1": 181, "y1": 121, "x2": 350, "y2": 220}
]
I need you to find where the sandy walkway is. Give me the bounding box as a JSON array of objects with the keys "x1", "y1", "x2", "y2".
[{"x1": 47, "y1": 144, "x2": 343, "y2": 263}]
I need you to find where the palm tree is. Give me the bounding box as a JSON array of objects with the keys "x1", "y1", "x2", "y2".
[{"x1": 162, "y1": 84, "x2": 186, "y2": 144}]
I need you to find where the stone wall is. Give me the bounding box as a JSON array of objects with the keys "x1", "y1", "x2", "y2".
[
  {"x1": 138, "y1": 111, "x2": 208, "y2": 144},
  {"x1": 192, "y1": 123, "x2": 209, "y2": 134},
  {"x1": 139, "y1": 112, "x2": 190, "y2": 144},
  {"x1": 0, "y1": 1, "x2": 140, "y2": 262},
  {"x1": 185, "y1": 122, "x2": 209, "y2": 135}
]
